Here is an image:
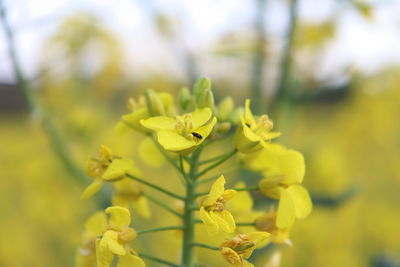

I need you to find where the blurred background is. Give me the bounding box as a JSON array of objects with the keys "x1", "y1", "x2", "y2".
[{"x1": 1, "y1": 0, "x2": 400, "y2": 266}]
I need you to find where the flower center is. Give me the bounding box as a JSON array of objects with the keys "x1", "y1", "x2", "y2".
[
  {"x1": 175, "y1": 114, "x2": 193, "y2": 136},
  {"x1": 206, "y1": 196, "x2": 227, "y2": 212},
  {"x1": 252, "y1": 115, "x2": 273, "y2": 136}
]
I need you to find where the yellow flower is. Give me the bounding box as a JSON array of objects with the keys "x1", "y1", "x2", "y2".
[
  {"x1": 141, "y1": 108, "x2": 217, "y2": 153},
  {"x1": 77, "y1": 207, "x2": 145, "y2": 267},
  {"x1": 225, "y1": 182, "x2": 264, "y2": 233},
  {"x1": 220, "y1": 232, "x2": 270, "y2": 267},
  {"x1": 76, "y1": 212, "x2": 105, "y2": 267},
  {"x1": 199, "y1": 175, "x2": 237, "y2": 236},
  {"x1": 81, "y1": 145, "x2": 138, "y2": 199},
  {"x1": 112, "y1": 178, "x2": 151, "y2": 218},
  {"x1": 250, "y1": 144, "x2": 312, "y2": 228},
  {"x1": 233, "y1": 99, "x2": 280, "y2": 153},
  {"x1": 255, "y1": 210, "x2": 291, "y2": 245},
  {"x1": 118, "y1": 92, "x2": 175, "y2": 134}
]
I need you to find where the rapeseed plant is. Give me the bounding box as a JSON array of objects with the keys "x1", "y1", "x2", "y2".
[{"x1": 77, "y1": 77, "x2": 312, "y2": 266}]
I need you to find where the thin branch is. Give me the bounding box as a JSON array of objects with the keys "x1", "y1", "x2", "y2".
[
  {"x1": 191, "y1": 243, "x2": 220, "y2": 251},
  {"x1": 137, "y1": 226, "x2": 183, "y2": 235},
  {"x1": 195, "y1": 150, "x2": 237, "y2": 179},
  {"x1": 179, "y1": 155, "x2": 190, "y2": 184},
  {"x1": 152, "y1": 137, "x2": 181, "y2": 171},
  {"x1": 199, "y1": 153, "x2": 232, "y2": 166},
  {"x1": 138, "y1": 253, "x2": 181, "y2": 267},
  {"x1": 0, "y1": 0, "x2": 87, "y2": 185},
  {"x1": 273, "y1": 0, "x2": 299, "y2": 110},
  {"x1": 144, "y1": 193, "x2": 182, "y2": 218},
  {"x1": 251, "y1": 0, "x2": 268, "y2": 113},
  {"x1": 196, "y1": 168, "x2": 239, "y2": 185},
  {"x1": 194, "y1": 185, "x2": 259, "y2": 198},
  {"x1": 235, "y1": 186, "x2": 260, "y2": 192},
  {"x1": 236, "y1": 222, "x2": 256, "y2": 227},
  {"x1": 127, "y1": 173, "x2": 184, "y2": 200}
]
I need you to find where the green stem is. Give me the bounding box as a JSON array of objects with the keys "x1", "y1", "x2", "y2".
[
  {"x1": 199, "y1": 153, "x2": 231, "y2": 165},
  {"x1": 144, "y1": 193, "x2": 182, "y2": 218},
  {"x1": 196, "y1": 168, "x2": 238, "y2": 185},
  {"x1": 0, "y1": 1, "x2": 88, "y2": 185},
  {"x1": 138, "y1": 253, "x2": 181, "y2": 267},
  {"x1": 271, "y1": 0, "x2": 299, "y2": 117},
  {"x1": 181, "y1": 149, "x2": 201, "y2": 267},
  {"x1": 179, "y1": 155, "x2": 190, "y2": 184},
  {"x1": 235, "y1": 186, "x2": 260, "y2": 192},
  {"x1": 138, "y1": 226, "x2": 183, "y2": 235},
  {"x1": 195, "y1": 150, "x2": 237, "y2": 179},
  {"x1": 194, "y1": 186, "x2": 259, "y2": 198},
  {"x1": 127, "y1": 173, "x2": 184, "y2": 200},
  {"x1": 236, "y1": 222, "x2": 256, "y2": 227},
  {"x1": 152, "y1": 137, "x2": 181, "y2": 171},
  {"x1": 191, "y1": 243, "x2": 220, "y2": 251}
]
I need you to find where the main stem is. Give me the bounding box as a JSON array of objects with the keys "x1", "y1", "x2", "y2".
[{"x1": 181, "y1": 150, "x2": 201, "y2": 267}]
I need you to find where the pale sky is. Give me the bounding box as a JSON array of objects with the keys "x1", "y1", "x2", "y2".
[{"x1": 1, "y1": 0, "x2": 400, "y2": 83}]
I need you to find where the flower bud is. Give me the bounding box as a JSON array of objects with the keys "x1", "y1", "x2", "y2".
[
  {"x1": 144, "y1": 89, "x2": 166, "y2": 116},
  {"x1": 216, "y1": 122, "x2": 231, "y2": 134},
  {"x1": 178, "y1": 86, "x2": 192, "y2": 110},
  {"x1": 118, "y1": 227, "x2": 137, "y2": 243},
  {"x1": 197, "y1": 88, "x2": 215, "y2": 109},
  {"x1": 217, "y1": 97, "x2": 234, "y2": 121},
  {"x1": 193, "y1": 76, "x2": 212, "y2": 99}
]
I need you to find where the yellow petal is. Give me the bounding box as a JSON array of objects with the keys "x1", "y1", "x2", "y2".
[
  {"x1": 244, "y1": 99, "x2": 255, "y2": 125},
  {"x1": 118, "y1": 253, "x2": 146, "y2": 267},
  {"x1": 286, "y1": 185, "x2": 312, "y2": 219},
  {"x1": 99, "y1": 230, "x2": 126, "y2": 256},
  {"x1": 222, "y1": 189, "x2": 237, "y2": 201},
  {"x1": 96, "y1": 239, "x2": 114, "y2": 267},
  {"x1": 209, "y1": 211, "x2": 235, "y2": 233},
  {"x1": 220, "y1": 247, "x2": 242, "y2": 266},
  {"x1": 243, "y1": 260, "x2": 255, "y2": 267},
  {"x1": 276, "y1": 189, "x2": 295, "y2": 228},
  {"x1": 247, "y1": 231, "x2": 271, "y2": 246},
  {"x1": 106, "y1": 206, "x2": 131, "y2": 231},
  {"x1": 193, "y1": 117, "x2": 217, "y2": 143},
  {"x1": 199, "y1": 207, "x2": 219, "y2": 236},
  {"x1": 138, "y1": 138, "x2": 164, "y2": 167},
  {"x1": 259, "y1": 177, "x2": 282, "y2": 199},
  {"x1": 191, "y1": 108, "x2": 212, "y2": 129},
  {"x1": 242, "y1": 121, "x2": 261, "y2": 142},
  {"x1": 140, "y1": 116, "x2": 176, "y2": 131},
  {"x1": 122, "y1": 107, "x2": 150, "y2": 131},
  {"x1": 85, "y1": 211, "x2": 107, "y2": 237},
  {"x1": 131, "y1": 195, "x2": 151, "y2": 219},
  {"x1": 157, "y1": 130, "x2": 195, "y2": 151},
  {"x1": 220, "y1": 210, "x2": 236, "y2": 233},
  {"x1": 102, "y1": 159, "x2": 135, "y2": 181},
  {"x1": 247, "y1": 144, "x2": 305, "y2": 184},
  {"x1": 226, "y1": 182, "x2": 252, "y2": 212},
  {"x1": 81, "y1": 179, "x2": 104, "y2": 199},
  {"x1": 203, "y1": 176, "x2": 226, "y2": 206},
  {"x1": 100, "y1": 145, "x2": 113, "y2": 160}
]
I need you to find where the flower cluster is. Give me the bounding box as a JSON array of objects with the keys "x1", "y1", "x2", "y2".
[{"x1": 76, "y1": 77, "x2": 313, "y2": 267}]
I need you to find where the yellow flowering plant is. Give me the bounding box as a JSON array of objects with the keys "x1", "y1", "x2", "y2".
[{"x1": 77, "y1": 77, "x2": 313, "y2": 267}]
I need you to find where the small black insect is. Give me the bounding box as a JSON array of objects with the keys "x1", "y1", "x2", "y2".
[
  {"x1": 245, "y1": 123, "x2": 251, "y2": 127},
  {"x1": 191, "y1": 132, "x2": 203, "y2": 140}
]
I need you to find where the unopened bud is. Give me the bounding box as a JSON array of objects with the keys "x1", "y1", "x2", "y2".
[
  {"x1": 218, "y1": 97, "x2": 234, "y2": 121},
  {"x1": 144, "y1": 89, "x2": 166, "y2": 116},
  {"x1": 217, "y1": 122, "x2": 231, "y2": 133},
  {"x1": 178, "y1": 86, "x2": 192, "y2": 110},
  {"x1": 193, "y1": 76, "x2": 212, "y2": 99},
  {"x1": 197, "y1": 88, "x2": 215, "y2": 109},
  {"x1": 230, "y1": 107, "x2": 243, "y2": 125},
  {"x1": 118, "y1": 227, "x2": 137, "y2": 243}
]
